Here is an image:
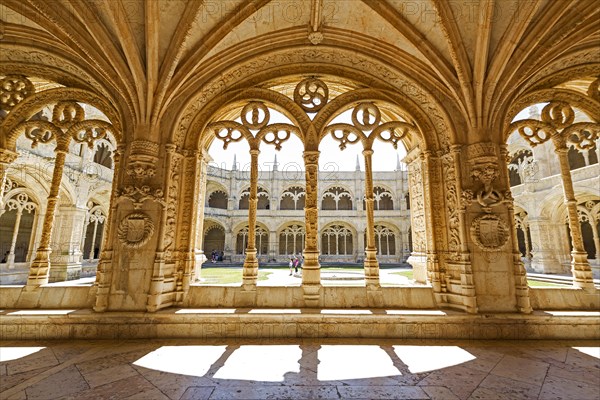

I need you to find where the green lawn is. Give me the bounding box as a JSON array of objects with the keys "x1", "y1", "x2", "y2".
[
  {"x1": 390, "y1": 270, "x2": 414, "y2": 279},
  {"x1": 527, "y1": 280, "x2": 570, "y2": 287}
]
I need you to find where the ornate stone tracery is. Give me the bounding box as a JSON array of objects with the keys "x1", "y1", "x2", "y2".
[{"x1": 509, "y1": 101, "x2": 598, "y2": 288}]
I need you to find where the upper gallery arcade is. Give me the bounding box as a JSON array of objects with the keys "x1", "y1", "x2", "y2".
[{"x1": 0, "y1": 0, "x2": 598, "y2": 322}]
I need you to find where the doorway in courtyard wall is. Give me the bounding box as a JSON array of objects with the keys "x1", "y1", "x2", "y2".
[
  {"x1": 195, "y1": 76, "x2": 426, "y2": 287},
  {"x1": 507, "y1": 84, "x2": 600, "y2": 285},
  {"x1": 0, "y1": 75, "x2": 118, "y2": 286}
]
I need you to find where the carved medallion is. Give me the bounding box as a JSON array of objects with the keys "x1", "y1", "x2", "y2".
[
  {"x1": 470, "y1": 214, "x2": 509, "y2": 252},
  {"x1": 117, "y1": 212, "x2": 155, "y2": 248}
]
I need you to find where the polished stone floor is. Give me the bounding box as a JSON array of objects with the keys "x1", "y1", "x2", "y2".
[{"x1": 0, "y1": 339, "x2": 598, "y2": 399}]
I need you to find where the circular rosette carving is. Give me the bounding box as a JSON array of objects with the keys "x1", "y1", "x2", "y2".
[
  {"x1": 371, "y1": 121, "x2": 415, "y2": 149},
  {"x1": 208, "y1": 121, "x2": 249, "y2": 149},
  {"x1": 562, "y1": 122, "x2": 600, "y2": 151},
  {"x1": 117, "y1": 212, "x2": 155, "y2": 249},
  {"x1": 541, "y1": 101, "x2": 574, "y2": 130},
  {"x1": 0, "y1": 75, "x2": 35, "y2": 111},
  {"x1": 324, "y1": 123, "x2": 364, "y2": 150},
  {"x1": 52, "y1": 101, "x2": 85, "y2": 129},
  {"x1": 67, "y1": 120, "x2": 111, "y2": 148},
  {"x1": 241, "y1": 102, "x2": 270, "y2": 130},
  {"x1": 258, "y1": 123, "x2": 299, "y2": 150},
  {"x1": 14, "y1": 121, "x2": 61, "y2": 148},
  {"x1": 294, "y1": 78, "x2": 329, "y2": 112},
  {"x1": 509, "y1": 120, "x2": 556, "y2": 147},
  {"x1": 352, "y1": 102, "x2": 381, "y2": 131},
  {"x1": 470, "y1": 214, "x2": 510, "y2": 252}
]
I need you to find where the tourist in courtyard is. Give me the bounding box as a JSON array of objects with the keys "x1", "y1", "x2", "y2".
[{"x1": 289, "y1": 257, "x2": 294, "y2": 276}]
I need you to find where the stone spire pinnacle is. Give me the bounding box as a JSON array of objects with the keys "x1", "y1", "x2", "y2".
[
  {"x1": 355, "y1": 155, "x2": 360, "y2": 171},
  {"x1": 396, "y1": 153, "x2": 401, "y2": 171},
  {"x1": 273, "y1": 154, "x2": 278, "y2": 171},
  {"x1": 232, "y1": 154, "x2": 237, "y2": 171}
]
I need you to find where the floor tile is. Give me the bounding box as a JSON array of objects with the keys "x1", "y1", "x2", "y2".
[
  {"x1": 539, "y1": 374, "x2": 600, "y2": 400},
  {"x1": 489, "y1": 354, "x2": 549, "y2": 385}
]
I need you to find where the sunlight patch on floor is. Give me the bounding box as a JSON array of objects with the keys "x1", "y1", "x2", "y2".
[
  {"x1": 7, "y1": 310, "x2": 76, "y2": 315},
  {"x1": 393, "y1": 345, "x2": 476, "y2": 373},
  {"x1": 573, "y1": 347, "x2": 600, "y2": 359},
  {"x1": 133, "y1": 346, "x2": 227, "y2": 376},
  {"x1": 0, "y1": 347, "x2": 46, "y2": 362},
  {"x1": 213, "y1": 345, "x2": 301, "y2": 382},
  {"x1": 318, "y1": 345, "x2": 401, "y2": 381}
]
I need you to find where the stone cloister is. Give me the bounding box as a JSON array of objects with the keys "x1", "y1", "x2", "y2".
[{"x1": 0, "y1": 0, "x2": 598, "y2": 344}]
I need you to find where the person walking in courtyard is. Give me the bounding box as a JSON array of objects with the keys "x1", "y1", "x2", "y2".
[
  {"x1": 293, "y1": 256, "x2": 299, "y2": 274},
  {"x1": 289, "y1": 257, "x2": 294, "y2": 276}
]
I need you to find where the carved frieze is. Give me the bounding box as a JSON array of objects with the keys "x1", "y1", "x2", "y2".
[
  {"x1": 163, "y1": 148, "x2": 183, "y2": 257},
  {"x1": 118, "y1": 185, "x2": 166, "y2": 210},
  {"x1": 442, "y1": 154, "x2": 460, "y2": 258},
  {"x1": 126, "y1": 140, "x2": 160, "y2": 180}
]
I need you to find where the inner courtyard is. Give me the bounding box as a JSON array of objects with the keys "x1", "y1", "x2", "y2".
[{"x1": 0, "y1": 0, "x2": 599, "y2": 398}]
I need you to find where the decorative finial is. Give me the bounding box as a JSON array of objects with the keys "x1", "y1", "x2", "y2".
[
  {"x1": 355, "y1": 155, "x2": 360, "y2": 171},
  {"x1": 273, "y1": 154, "x2": 278, "y2": 171},
  {"x1": 232, "y1": 154, "x2": 237, "y2": 171}
]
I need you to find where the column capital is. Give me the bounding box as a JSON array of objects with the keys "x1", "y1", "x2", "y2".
[
  {"x1": 551, "y1": 133, "x2": 568, "y2": 153},
  {"x1": 55, "y1": 133, "x2": 71, "y2": 153},
  {"x1": 303, "y1": 150, "x2": 320, "y2": 164}
]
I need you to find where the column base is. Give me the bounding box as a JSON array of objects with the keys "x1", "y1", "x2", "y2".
[
  {"x1": 242, "y1": 256, "x2": 259, "y2": 288},
  {"x1": 364, "y1": 250, "x2": 380, "y2": 288},
  {"x1": 407, "y1": 252, "x2": 427, "y2": 283},
  {"x1": 531, "y1": 256, "x2": 564, "y2": 274},
  {"x1": 571, "y1": 251, "x2": 594, "y2": 289},
  {"x1": 49, "y1": 262, "x2": 82, "y2": 282},
  {"x1": 26, "y1": 252, "x2": 52, "y2": 287}
]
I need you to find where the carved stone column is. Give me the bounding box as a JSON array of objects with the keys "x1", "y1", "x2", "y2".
[
  {"x1": 464, "y1": 143, "x2": 527, "y2": 312},
  {"x1": 194, "y1": 151, "x2": 209, "y2": 277},
  {"x1": 240, "y1": 148, "x2": 260, "y2": 290},
  {"x1": 0, "y1": 149, "x2": 18, "y2": 216},
  {"x1": 362, "y1": 149, "x2": 380, "y2": 287},
  {"x1": 499, "y1": 146, "x2": 532, "y2": 313},
  {"x1": 302, "y1": 150, "x2": 321, "y2": 306},
  {"x1": 49, "y1": 204, "x2": 87, "y2": 282},
  {"x1": 443, "y1": 146, "x2": 476, "y2": 313},
  {"x1": 405, "y1": 151, "x2": 427, "y2": 283},
  {"x1": 268, "y1": 230, "x2": 277, "y2": 262},
  {"x1": 180, "y1": 149, "x2": 205, "y2": 288},
  {"x1": 94, "y1": 144, "x2": 125, "y2": 311},
  {"x1": 87, "y1": 218, "x2": 99, "y2": 260},
  {"x1": 26, "y1": 135, "x2": 70, "y2": 288},
  {"x1": 528, "y1": 217, "x2": 562, "y2": 273},
  {"x1": 7, "y1": 208, "x2": 22, "y2": 269},
  {"x1": 552, "y1": 136, "x2": 594, "y2": 289},
  {"x1": 422, "y1": 151, "x2": 444, "y2": 296},
  {"x1": 590, "y1": 218, "x2": 600, "y2": 264},
  {"x1": 148, "y1": 144, "x2": 180, "y2": 312}
]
